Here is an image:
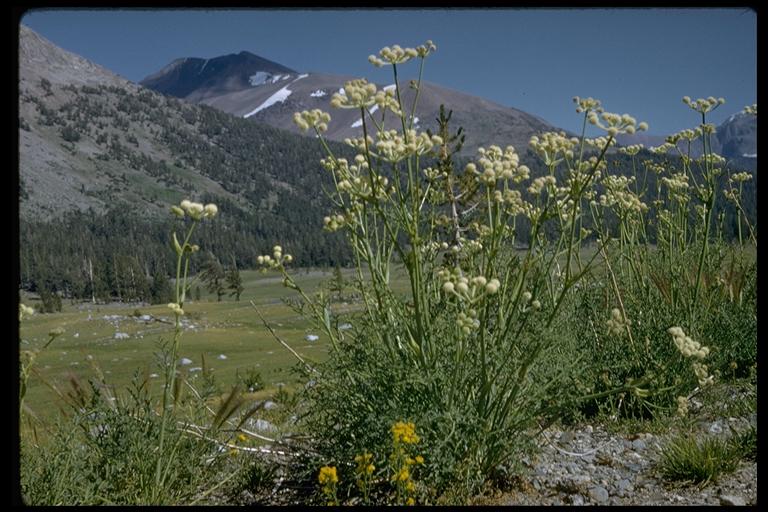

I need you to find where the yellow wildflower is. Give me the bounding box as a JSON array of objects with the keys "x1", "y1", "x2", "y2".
[
  {"x1": 391, "y1": 421, "x2": 420, "y2": 444},
  {"x1": 318, "y1": 465, "x2": 338, "y2": 485},
  {"x1": 392, "y1": 467, "x2": 410, "y2": 482}
]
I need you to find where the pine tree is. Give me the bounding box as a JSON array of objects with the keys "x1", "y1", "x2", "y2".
[
  {"x1": 200, "y1": 252, "x2": 226, "y2": 302},
  {"x1": 226, "y1": 256, "x2": 244, "y2": 301},
  {"x1": 149, "y1": 269, "x2": 172, "y2": 305}
]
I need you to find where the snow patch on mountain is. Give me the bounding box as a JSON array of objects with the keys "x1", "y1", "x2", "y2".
[
  {"x1": 199, "y1": 59, "x2": 209, "y2": 74},
  {"x1": 249, "y1": 71, "x2": 271, "y2": 86},
  {"x1": 244, "y1": 86, "x2": 293, "y2": 118},
  {"x1": 243, "y1": 74, "x2": 308, "y2": 117},
  {"x1": 742, "y1": 153, "x2": 757, "y2": 158},
  {"x1": 383, "y1": 84, "x2": 396, "y2": 92},
  {"x1": 310, "y1": 89, "x2": 326, "y2": 98},
  {"x1": 350, "y1": 105, "x2": 380, "y2": 128}
]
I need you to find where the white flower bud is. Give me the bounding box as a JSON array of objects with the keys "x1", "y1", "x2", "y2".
[{"x1": 204, "y1": 204, "x2": 218, "y2": 217}]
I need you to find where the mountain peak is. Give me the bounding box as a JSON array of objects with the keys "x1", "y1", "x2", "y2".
[{"x1": 140, "y1": 50, "x2": 297, "y2": 101}]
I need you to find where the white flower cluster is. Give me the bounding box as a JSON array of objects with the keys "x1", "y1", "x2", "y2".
[
  {"x1": 368, "y1": 40, "x2": 436, "y2": 67},
  {"x1": 529, "y1": 132, "x2": 579, "y2": 167},
  {"x1": 668, "y1": 326, "x2": 710, "y2": 359},
  {"x1": 257, "y1": 245, "x2": 293, "y2": 269},
  {"x1": 331, "y1": 79, "x2": 377, "y2": 109},
  {"x1": 692, "y1": 362, "x2": 714, "y2": 387},
  {"x1": 342, "y1": 135, "x2": 374, "y2": 152},
  {"x1": 573, "y1": 96, "x2": 603, "y2": 114},
  {"x1": 676, "y1": 396, "x2": 689, "y2": 417},
  {"x1": 700, "y1": 123, "x2": 717, "y2": 135},
  {"x1": 528, "y1": 175, "x2": 557, "y2": 195},
  {"x1": 323, "y1": 213, "x2": 347, "y2": 232},
  {"x1": 321, "y1": 156, "x2": 387, "y2": 201},
  {"x1": 172, "y1": 200, "x2": 218, "y2": 221},
  {"x1": 48, "y1": 327, "x2": 65, "y2": 338},
  {"x1": 697, "y1": 153, "x2": 726, "y2": 168},
  {"x1": 606, "y1": 308, "x2": 631, "y2": 336},
  {"x1": 520, "y1": 290, "x2": 541, "y2": 310},
  {"x1": 648, "y1": 143, "x2": 675, "y2": 155},
  {"x1": 618, "y1": 144, "x2": 644, "y2": 156},
  {"x1": 293, "y1": 109, "x2": 331, "y2": 132},
  {"x1": 19, "y1": 303, "x2": 35, "y2": 321},
  {"x1": 666, "y1": 127, "x2": 702, "y2": 145},
  {"x1": 456, "y1": 309, "x2": 480, "y2": 335},
  {"x1": 493, "y1": 189, "x2": 528, "y2": 216},
  {"x1": 588, "y1": 111, "x2": 648, "y2": 137},
  {"x1": 583, "y1": 136, "x2": 618, "y2": 150},
  {"x1": 661, "y1": 173, "x2": 690, "y2": 197},
  {"x1": 682, "y1": 96, "x2": 725, "y2": 115},
  {"x1": 743, "y1": 103, "x2": 757, "y2": 115},
  {"x1": 373, "y1": 89, "x2": 403, "y2": 116},
  {"x1": 730, "y1": 172, "x2": 753, "y2": 183},
  {"x1": 373, "y1": 129, "x2": 442, "y2": 163},
  {"x1": 368, "y1": 44, "x2": 417, "y2": 66},
  {"x1": 167, "y1": 302, "x2": 184, "y2": 317},
  {"x1": 599, "y1": 176, "x2": 648, "y2": 214},
  {"x1": 423, "y1": 166, "x2": 447, "y2": 181},
  {"x1": 439, "y1": 269, "x2": 500, "y2": 303},
  {"x1": 468, "y1": 145, "x2": 530, "y2": 185}
]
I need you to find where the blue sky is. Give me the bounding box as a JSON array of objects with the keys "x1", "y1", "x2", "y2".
[{"x1": 21, "y1": 8, "x2": 756, "y2": 135}]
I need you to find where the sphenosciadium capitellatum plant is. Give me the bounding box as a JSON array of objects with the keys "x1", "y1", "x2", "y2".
[
  {"x1": 248, "y1": 38, "x2": 756, "y2": 501},
  {"x1": 563, "y1": 97, "x2": 756, "y2": 421},
  {"x1": 18, "y1": 39, "x2": 755, "y2": 505}
]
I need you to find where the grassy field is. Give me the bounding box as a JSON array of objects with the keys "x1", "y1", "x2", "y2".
[{"x1": 19, "y1": 267, "x2": 381, "y2": 423}]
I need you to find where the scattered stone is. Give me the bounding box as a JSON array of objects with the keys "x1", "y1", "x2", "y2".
[
  {"x1": 616, "y1": 478, "x2": 633, "y2": 494},
  {"x1": 708, "y1": 421, "x2": 725, "y2": 435},
  {"x1": 114, "y1": 332, "x2": 129, "y2": 339},
  {"x1": 179, "y1": 357, "x2": 193, "y2": 365},
  {"x1": 559, "y1": 431, "x2": 575, "y2": 444},
  {"x1": 305, "y1": 334, "x2": 319, "y2": 342},
  {"x1": 589, "y1": 486, "x2": 609, "y2": 503},
  {"x1": 631, "y1": 439, "x2": 647, "y2": 451},
  {"x1": 719, "y1": 495, "x2": 746, "y2": 506},
  {"x1": 263, "y1": 400, "x2": 278, "y2": 410},
  {"x1": 217, "y1": 354, "x2": 228, "y2": 360},
  {"x1": 569, "y1": 494, "x2": 585, "y2": 506},
  {"x1": 252, "y1": 419, "x2": 277, "y2": 432}
]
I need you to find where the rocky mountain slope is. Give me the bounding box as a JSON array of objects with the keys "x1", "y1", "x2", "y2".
[
  {"x1": 18, "y1": 25, "x2": 346, "y2": 224},
  {"x1": 141, "y1": 52, "x2": 559, "y2": 157}
]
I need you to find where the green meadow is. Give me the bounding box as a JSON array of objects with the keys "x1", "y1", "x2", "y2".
[{"x1": 19, "y1": 268, "x2": 381, "y2": 423}]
